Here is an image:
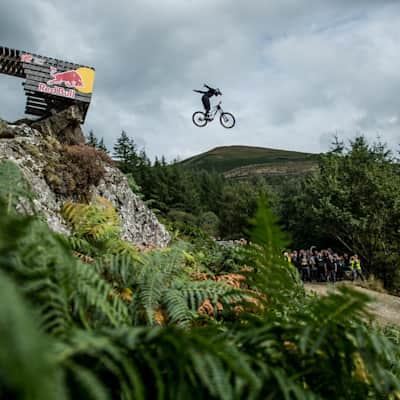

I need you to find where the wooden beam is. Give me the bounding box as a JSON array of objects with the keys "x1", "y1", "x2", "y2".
[
  {"x1": 27, "y1": 101, "x2": 48, "y2": 109},
  {"x1": 25, "y1": 108, "x2": 48, "y2": 117}
]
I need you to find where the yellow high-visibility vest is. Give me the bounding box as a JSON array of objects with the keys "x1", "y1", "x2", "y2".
[{"x1": 351, "y1": 260, "x2": 361, "y2": 270}]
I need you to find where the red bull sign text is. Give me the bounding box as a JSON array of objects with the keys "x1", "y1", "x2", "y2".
[{"x1": 38, "y1": 83, "x2": 75, "y2": 98}]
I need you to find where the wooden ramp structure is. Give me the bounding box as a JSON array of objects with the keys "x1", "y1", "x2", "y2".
[{"x1": 0, "y1": 46, "x2": 95, "y2": 122}]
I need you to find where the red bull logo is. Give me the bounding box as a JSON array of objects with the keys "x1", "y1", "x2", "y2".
[
  {"x1": 37, "y1": 66, "x2": 95, "y2": 99},
  {"x1": 48, "y1": 67, "x2": 84, "y2": 88}
]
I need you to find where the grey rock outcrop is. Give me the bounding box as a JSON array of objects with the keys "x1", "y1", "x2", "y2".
[
  {"x1": 0, "y1": 112, "x2": 170, "y2": 248},
  {"x1": 93, "y1": 166, "x2": 169, "y2": 246},
  {"x1": 31, "y1": 106, "x2": 85, "y2": 145}
]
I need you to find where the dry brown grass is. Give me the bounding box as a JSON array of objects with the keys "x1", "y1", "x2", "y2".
[{"x1": 44, "y1": 144, "x2": 113, "y2": 200}]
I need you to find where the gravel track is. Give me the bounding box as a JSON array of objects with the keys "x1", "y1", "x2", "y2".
[{"x1": 305, "y1": 282, "x2": 400, "y2": 326}]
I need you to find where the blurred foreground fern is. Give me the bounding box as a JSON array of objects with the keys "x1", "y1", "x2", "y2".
[
  {"x1": 0, "y1": 160, "x2": 35, "y2": 214},
  {"x1": 0, "y1": 195, "x2": 399, "y2": 399}
]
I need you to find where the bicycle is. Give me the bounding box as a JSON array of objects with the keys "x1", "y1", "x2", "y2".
[{"x1": 192, "y1": 101, "x2": 235, "y2": 129}]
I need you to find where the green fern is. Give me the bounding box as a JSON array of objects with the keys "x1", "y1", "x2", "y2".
[
  {"x1": 242, "y1": 197, "x2": 305, "y2": 317},
  {"x1": 74, "y1": 261, "x2": 130, "y2": 328},
  {"x1": 128, "y1": 244, "x2": 247, "y2": 326},
  {"x1": 0, "y1": 197, "x2": 400, "y2": 399},
  {"x1": 61, "y1": 197, "x2": 144, "y2": 263},
  {"x1": 64, "y1": 235, "x2": 94, "y2": 255},
  {"x1": 104, "y1": 239, "x2": 142, "y2": 263},
  {"x1": 0, "y1": 202, "x2": 129, "y2": 334},
  {"x1": 94, "y1": 254, "x2": 140, "y2": 290},
  {"x1": 0, "y1": 160, "x2": 34, "y2": 214},
  {"x1": 62, "y1": 197, "x2": 121, "y2": 242},
  {"x1": 0, "y1": 269, "x2": 67, "y2": 400},
  {"x1": 180, "y1": 280, "x2": 239, "y2": 312},
  {"x1": 61, "y1": 360, "x2": 110, "y2": 400},
  {"x1": 6, "y1": 219, "x2": 74, "y2": 337}
]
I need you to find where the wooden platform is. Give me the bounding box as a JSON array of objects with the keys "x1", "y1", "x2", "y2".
[{"x1": 0, "y1": 46, "x2": 95, "y2": 122}]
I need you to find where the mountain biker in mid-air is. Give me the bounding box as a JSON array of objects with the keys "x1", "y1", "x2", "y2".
[{"x1": 193, "y1": 84, "x2": 222, "y2": 119}]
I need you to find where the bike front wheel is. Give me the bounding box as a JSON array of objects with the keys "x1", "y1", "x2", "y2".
[
  {"x1": 192, "y1": 111, "x2": 207, "y2": 127},
  {"x1": 220, "y1": 112, "x2": 235, "y2": 129}
]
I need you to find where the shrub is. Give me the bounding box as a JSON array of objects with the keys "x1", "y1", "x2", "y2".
[
  {"x1": 44, "y1": 144, "x2": 114, "y2": 200},
  {"x1": 198, "y1": 211, "x2": 220, "y2": 237},
  {"x1": 21, "y1": 142, "x2": 42, "y2": 158}
]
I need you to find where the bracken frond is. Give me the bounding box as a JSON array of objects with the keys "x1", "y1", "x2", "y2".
[
  {"x1": 0, "y1": 160, "x2": 35, "y2": 214},
  {"x1": 61, "y1": 197, "x2": 121, "y2": 243},
  {"x1": 74, "y1": 261, "x2": 130, "y2": 328},
  {"x1": 105, "y1": 239, "x2": 142, "y2": 263}
]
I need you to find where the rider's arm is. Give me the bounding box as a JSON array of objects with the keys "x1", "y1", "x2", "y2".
[
  {"x1": 193, "y1": 89, "x2": 206, "y2": 94},
  {"x1": 204, "y1": 84, "x2": 213, "y2": 90}
]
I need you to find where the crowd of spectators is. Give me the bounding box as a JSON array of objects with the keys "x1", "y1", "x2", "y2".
[{"x1": 284, "y1": 248, "x2": 365, "y2": 283}]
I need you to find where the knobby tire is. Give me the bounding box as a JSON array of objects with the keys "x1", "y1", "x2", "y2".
[
  {"x1": 220, "y1": 112, "x2": 235, "y2": 128},
  {"x1": 192, "y1": 111, "x2": 207, "y2": 127}
]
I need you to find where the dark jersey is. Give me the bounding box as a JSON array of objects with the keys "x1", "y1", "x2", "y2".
[
  {"x1": 204, "y1": 88, "x2": 218, "y2": 97},
  {"x1": 325, "y1": 257, "x2": 336, "y2": 271},
  {"x1": 194, "y1": 85, "x2": 219, "y2": 98}
]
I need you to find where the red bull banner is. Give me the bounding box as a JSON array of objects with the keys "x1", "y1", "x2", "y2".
[{"x1": 37, "y1": 65, "x2": 95, "y2": 99}]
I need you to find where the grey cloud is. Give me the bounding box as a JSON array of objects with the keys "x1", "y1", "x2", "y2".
[
  {"x1": 0, "y1": 0, "x2": 400, "y2": 159},
  {"x1": 0, "y1": 2, "x2": 42, "y2": 50}
]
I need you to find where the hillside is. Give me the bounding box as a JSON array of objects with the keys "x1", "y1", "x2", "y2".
[
  {"x1": 0, "y1": 107, "x2": 170, "y2": 247},
  {"x1": 181, "y1": 145, "x2": 319, "y2": 178}
]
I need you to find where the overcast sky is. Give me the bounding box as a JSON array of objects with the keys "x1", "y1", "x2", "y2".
[{"x1": 0, "y1": 0, "x2": 399, "y2": 160}]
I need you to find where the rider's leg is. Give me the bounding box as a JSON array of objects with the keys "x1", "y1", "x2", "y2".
[{"x1": 202, "y1": 95, "x2": 210, "y2": 117}]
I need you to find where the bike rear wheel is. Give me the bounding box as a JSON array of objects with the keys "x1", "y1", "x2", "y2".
[
  {"x1": 220, "y1": 112, "x2": 235, "y2": 128},
  {"x1": 192, "y1": 111, "x2": 207, "y2": 127}
]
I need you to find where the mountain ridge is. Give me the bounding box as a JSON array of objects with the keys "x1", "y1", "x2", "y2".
[{"x1": 180, "y1": 144, "x2": 320, "y2": 178}]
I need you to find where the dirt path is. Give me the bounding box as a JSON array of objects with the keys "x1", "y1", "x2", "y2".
[{"x1": 305, "y1": 282, "x2": 400, "y2": 326}]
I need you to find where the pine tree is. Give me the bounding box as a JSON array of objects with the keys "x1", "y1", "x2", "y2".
[
  {"x1": 86, "y1": 130, "x2": 98, "y2": 148},
  {"x1": 113, "y1": 131, "x2": 138, "y2": 173},
  {"x1": 98, "y1": 138, "x2": 109, "y2": 154}
]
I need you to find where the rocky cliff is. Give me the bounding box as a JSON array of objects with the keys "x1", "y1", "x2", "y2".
[{"x1": 0, "y1": 107, "x2": 170, "y2": 248}]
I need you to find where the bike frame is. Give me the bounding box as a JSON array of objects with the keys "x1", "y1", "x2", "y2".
[
  {"x1": 192, "y1": 100, "x2": 235, "y2": 128},
  {"x1": 207, "y1": 101, "x2": 223, "y2": 120}
]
